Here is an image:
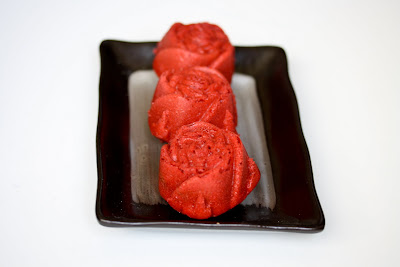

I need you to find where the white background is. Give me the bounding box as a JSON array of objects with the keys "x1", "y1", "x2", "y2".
[{"x1": 1, "y1": 0, "x2": 399, "y2": 266}]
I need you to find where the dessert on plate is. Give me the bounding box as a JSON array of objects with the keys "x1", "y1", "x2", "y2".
[
  {"x1": 148, "y1": 66, "x2": 237, "y2": 142},
  {"x1": 158, "y1": 122, "x2": 260, "y2": 219},
  {"x1": 153, "y1": 22, "x2": 235, "y2": 83},
  {"x1": 148, "y1": 22, "x2": 260, "y2": 219}
]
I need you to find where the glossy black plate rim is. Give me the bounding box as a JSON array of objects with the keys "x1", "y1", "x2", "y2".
[{"x1": 96, "y1": 40, "x2": 325, "y2": 232}]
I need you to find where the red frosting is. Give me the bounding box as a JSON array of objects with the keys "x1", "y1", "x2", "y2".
[
  {"x1": 148, "y1": 66, "x2": 237, "y2": 142},
  {"x1": 153, "y1": 22, "x2": 235, "y2": 82},
  {"x1": 158, "y1": 122, "x2": 260, "y2": 219}
]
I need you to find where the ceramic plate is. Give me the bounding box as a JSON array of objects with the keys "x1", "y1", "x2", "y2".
[{"x1": 96, "y1": 41, "x2": 325, "y2": 232}]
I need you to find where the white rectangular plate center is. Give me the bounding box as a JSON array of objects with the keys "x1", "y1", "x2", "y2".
[{"x1": 128, "y1": 70, "x2": 276, "y2": 210}]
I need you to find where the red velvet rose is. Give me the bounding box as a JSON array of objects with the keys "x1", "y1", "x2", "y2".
[
  {"x1": 153, "y1": 22, "x2": 235, "y2": 83},
  {"x1": 148, "y1": 66, "x2": 237, "y2": 142},
  {"x1": 158, "y1": 122, "x2": 260, "y2": 219}
]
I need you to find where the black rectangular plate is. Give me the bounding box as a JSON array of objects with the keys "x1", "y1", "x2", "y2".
[{"x1": 96, "y1": 40, "x2": 325, "y2": 232}]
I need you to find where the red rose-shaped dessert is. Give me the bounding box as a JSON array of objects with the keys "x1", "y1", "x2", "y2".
[
  {"x1": 159, "y1": 122, "x2": 260, "y2": 219},
  {"x1": 153, "y1": 22, "x2": 235, "y2": 83},
  {"x1": 148, "y1": 66, "x2": 237, "y2": 142}
]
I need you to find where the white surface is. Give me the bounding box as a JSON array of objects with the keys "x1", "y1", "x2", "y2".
[
  {"x1": 129, "y1": 71, "x2": 275, "y2": 208},
  {"x1": 0, "y1": 0, "x2": 399, "y2": 266},
  {"x1": 232, "y1": 73, "x2": 275, "y2": 207}
]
